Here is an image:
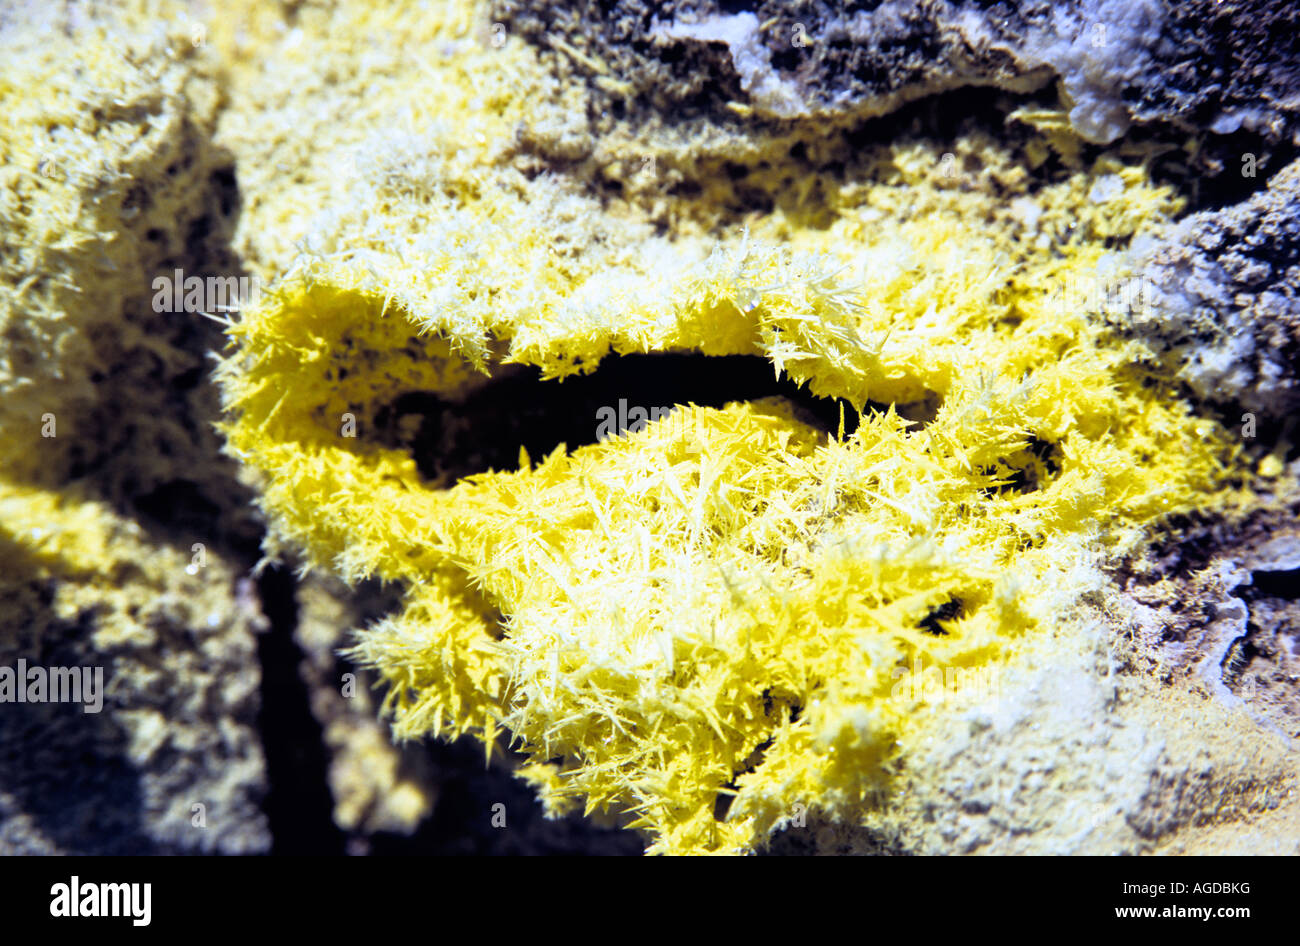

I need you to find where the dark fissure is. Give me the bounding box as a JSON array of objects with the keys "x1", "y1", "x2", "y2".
[
  {"x1": 375, "y1": 352, "x2": 869, "y2": 483},
  {"x1": 254, "y1": 566, "x2": 345, "y2": 855}
]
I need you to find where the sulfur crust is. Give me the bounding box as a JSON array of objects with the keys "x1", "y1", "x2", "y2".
[{"x1": 205, "y1": 2, "x2": 1245, "y2": 853}]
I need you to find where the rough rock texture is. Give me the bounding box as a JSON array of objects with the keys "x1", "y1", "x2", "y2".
[
  {"x1": 1113, "y1": 484, "x2": 1300, "y2": 742},
  {"x1": 492, "y1": 0, "x2": 1300, "y2": 146},
  {"x1": 1131, "y1": 158, "x2": 1300, "y2": 419}
]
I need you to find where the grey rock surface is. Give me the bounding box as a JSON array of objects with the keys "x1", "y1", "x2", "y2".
[
  {"x1": 494, "y1": 0, "x2": 1300, "y2": 147},
  {"x1": 1131, "y1": 158, "x2": 1300, "y2": 418}
]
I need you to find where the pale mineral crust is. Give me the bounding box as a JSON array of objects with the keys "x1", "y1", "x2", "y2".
[{"x1": 766, "y1": 584, "x2": 1300, "y2": 856}]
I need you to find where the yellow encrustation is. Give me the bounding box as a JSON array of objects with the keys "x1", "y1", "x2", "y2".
[
  {"x1": 0, "y1": 0, "x2": 1254, "y2": 855},
  {"x1": 214, "y1": 12, "x2": 1234, "y2": 847}
]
